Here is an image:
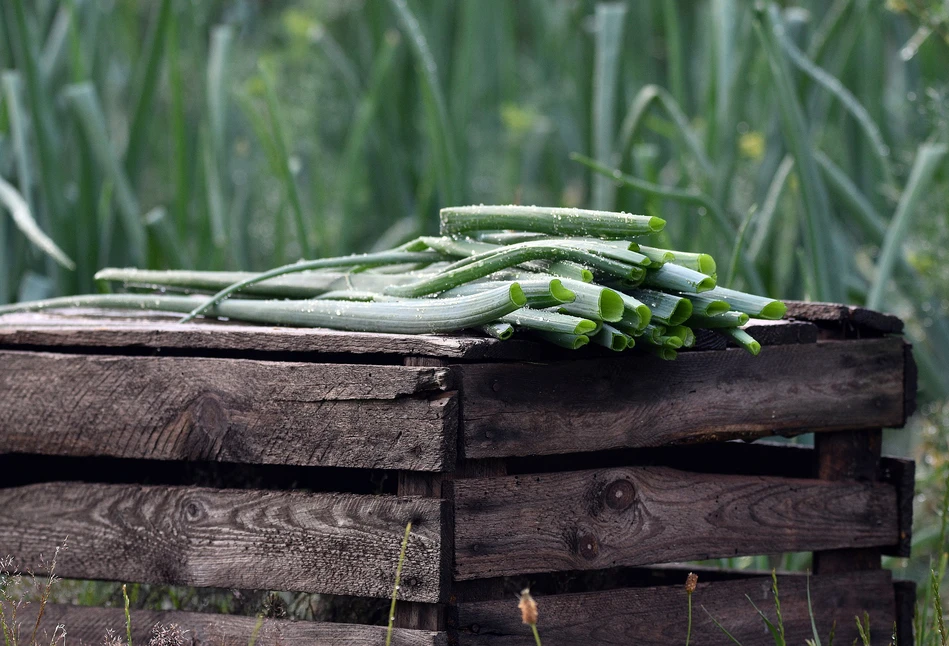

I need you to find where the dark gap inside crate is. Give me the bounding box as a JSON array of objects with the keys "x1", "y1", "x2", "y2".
[
  {"x1": 0, "y1": 453, "x2": 397, "y2": 494},
  {"x1": 453, "y1": 562, "x2": 814, "y2": 603},
  {"x1": 492, "y1": 438, "x2": 819, "y2": 478},
  {"x1": 41, "y1": 579, "x2": 393, "y2": 626},
  {"x1": 0, "y1": 343, "x2": 406, "y2": 366}
]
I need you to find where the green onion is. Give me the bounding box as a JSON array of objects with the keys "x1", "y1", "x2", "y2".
[
  {"x1": 480, "y1": 322, "x2": 514, "y2": 340},
  {"x1": 500, "y1": 309, "x2": 597, "y2": 335},
  {"x1": 718, "y1": 327, "x2": 762, "y2": 356},
  {"x1": 635, "y1": 245, "x2": 676, "y2": 265},
  {"x1": 628, "y1": 288, "x2": 693, "y2": 325},
  {"x1": 668, "y1": 251, "x2": 717, "y2": 275},
  {"x1": 642, "y1": 263, "x2": 716, "y2": 293},
  {"x1": 95, "y1": 267, "x2": 425, "y2": 298},
  {"x1": 440, "y1": 205, "x2": 665, "y2": 238},
  {"x1": 614, "y1": 292, "x2": 652, "y2": 331},
  {"x1": 661, "y1": 335, "x2": 683, "y2": 349},
  {"x1": 640, "y1": 323, "x2": 667, "y2": 344},
  {"x1": 384, "y1": 241, "x2": 644, "y2": 298},
  {"x1": 591, "y1": 324, "x2": 630, "y2": 351},
  {"x1": 440, "y1": 278, "x2": 575, "y2": 308},
  {"x1": 522, "y1": 260, "x2": 594, "y2": 283},
  {"x1": 476, "y1": 231, "x2": 549, "y2": 244},
  {"x1": 687, "y1": 311, "x2": 750, "y2": 328},
  {"x1": 666, "y1": 325, "x2": 696, "y2": 349},
  {"x1": 681, "y1": 292, "x2": 731, "y2": 316},
  {"x1": 645, "y1": 346, "x2": 678, "y2": 360},
  {"x1": 533, "y1": 331, "x2": 590, "y2": 350},
  {"x1": 556, "y1": 279, "x2": 625, "y2": 322},
  {"x1": 700, "y1": 286, "x2": 787, "y2": 320},
  {"x1": 0, "y1": 284, "x2": 527, "y2": 334}
]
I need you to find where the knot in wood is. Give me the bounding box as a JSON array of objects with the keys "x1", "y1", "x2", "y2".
[
  {"x1": 578, "y1": 533, "x2": 599, "y2": 560},
  {"x1": 182, "y1": 499, "x2": 206, "y2": 522},
  {"x1": 604, "y1": 479, "x2": 636, "y2": 511}
]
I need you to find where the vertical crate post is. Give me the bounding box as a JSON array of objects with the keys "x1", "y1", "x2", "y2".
[{"x1": 813, "y1": 429, "x2": 884, "y2": 573}]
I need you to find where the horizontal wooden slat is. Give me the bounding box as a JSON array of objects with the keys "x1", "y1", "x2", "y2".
[
  {"x1": 26, "y1": 605, "x2": 447, "y2": 645},
  {"x1": 0, "y1": 350, "x2": 456, "y2": 471},
  {"x1": 695, "y1": 318, "x2": 819, "y2": 351},
  {"x1": 785, "y1": 300, "x2": 904, "y2": 334},
  {"x1": 0, "y1": 309, "x2": 531, "y2": 360},
  {"x1": 0, "y1": 309, "x2": 829, "y2": 361},
  {"x1": 0, "y1": 482, "x2": 446, "y2": 601},
  {"x1": 454, "y1": 466, "x2": 898, "y2": 580},
  {"x1": 460, "y1": 337, "x2": 907, "y2": 459},
  {"x1": 458, "y1": 570, "x2": 894, "y2": 645}
]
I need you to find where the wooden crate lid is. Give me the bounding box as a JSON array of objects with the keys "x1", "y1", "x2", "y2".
[{"x1": 0, "y1": 301, "x2": 899, "y2": 360}]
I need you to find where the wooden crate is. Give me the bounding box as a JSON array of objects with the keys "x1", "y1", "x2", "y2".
[{"x1": 0, "y1": 302, "x2": 916, "y2": 645}]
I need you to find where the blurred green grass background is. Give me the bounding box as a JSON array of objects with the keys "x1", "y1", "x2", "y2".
[{"x1": 2, "y1": 0, "x2": 949, "y2": 615}]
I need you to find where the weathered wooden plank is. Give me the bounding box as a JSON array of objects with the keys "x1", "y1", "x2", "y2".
[
  {"x1": 813, "y1": 430, "x2": 883, "y2": 573},
  {"x1": 25, "y1": 604, "x2": 447, "y2": 645},
  {"x1": 0, "y1": 482, "x2": 446, "y2": 602},
  {"x1": 457, "y1": 570, "x2": 894, "y2": 645},
  {"x1": 895, "y1": 580, "x2": 917, "y2": 646},
  {"x1": 0, "y1": 309, "x2": 536, "y2": 360},
  {"x1": 695, "y1": 318, "x2": 819, "y2": 351},
  {"x1": 454, "y1": 466, "x2": 898, "y2": 580},
  {"x1": 785, "y1": 300, "x2": 904, "y2": 334},
  {"x1": 0, "y1": 350, "x2": 456, "y2": 471},
  {"x1": 461, "y1": 337, "x2": 908, "y2": 459},
  {"x1": 882, "y1": 454, "x2": 916, "y2": 558}
]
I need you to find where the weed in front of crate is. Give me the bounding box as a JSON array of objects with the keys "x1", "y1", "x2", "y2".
[{"x1": 0, "y1": 540, "x2": 67, "y2": 646}]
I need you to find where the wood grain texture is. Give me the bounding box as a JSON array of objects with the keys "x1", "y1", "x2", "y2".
[
  {"x1": 460, "y1": 337, "x2": 908, "y2": 459},
  {"x1": 457, "y1": 570, "x2": 895, "y2": 645},
  {"x1": 785, "y1": 300, "x2": 904, "y2": 334},
  {"x1": 0, "y1": 310, "x2": 827, "y2": 362},
  {"x1": 695, "y1": 319, "x2": 819, "y2": 351},
  {"x1": 0, "y1": 350, "x2": 457, "y2": 471},
  {"x1": 0, "y1": 310, "x2": 539, "y2": 360},
  {"x1": 454, "y1": 466, "x2": 898, "y2": 580},
  {"x1": 882, "y1": 454, "x2": 916, "y2": 558},
  {"x1": 0, "y1": 482, "x2": 446, "y2": 601},
  {"x1": 24, "y1": 604, "x2": 447, "y2": 645},
  {"x1": 813, "y1": 430, "x2": 883, "y2": 574}
]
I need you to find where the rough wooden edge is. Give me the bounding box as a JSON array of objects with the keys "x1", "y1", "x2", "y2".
[
  {"x1": 23, "y1": 604, "x2": 448, "y2": 646},
  {"x1": 905, "y1": 341, "x2": 919, "y2": 419},
  {"x1": 695, "y1": 318, "x2": 819, "y2": 351},
  {"x1": 0, "y1": 310, "x2": 829, "y2": 361},
  {"x1": 881, "y1": 455, "x2": 916, "y2": 558},
  {"x1": 459, "y1": 337, "x2": 908, "y2": 459},
  {"x1": 895, "y1": 580, "x2": 917, "y2": 646},
  {"x1": 785, "y1": 300, "x2": 904, "y2": 334},
  {"x1": 812, "y1": 430, "x2": 883, "y2": 574}
]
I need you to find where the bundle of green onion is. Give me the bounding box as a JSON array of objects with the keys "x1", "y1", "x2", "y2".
[{"x1": 0, "y1": 206, "x2": 786, "y2": 357}]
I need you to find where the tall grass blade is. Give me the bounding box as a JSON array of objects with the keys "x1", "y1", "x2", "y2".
[
  {"x1": 867, "y1": 142, "x2": 947, "y2": 310},
  {"x1": 748, "y1": 155, "x2": 794, "y2": 261},
  {"x1": 591, "y1": 2, "x2": 627, "y2": 210},
  {"x1": 337, "y1": 31, "x2": 400, "y2": 253},
  {"x1": 166, "y1": 4, "x2": 189, "y2": 238},
  {"x1": 774, "y1": 19, "x2": 894, "y2": 191},
  {"x1": 385, "y1": 521, "x2": 412, "y2": 646},
  {"x1": 754, "y1": 5, "x2": 842, "y2": 302},
  {"x1": 1, "y1": 72, "x2": 34, "y2": 211},
  {"x1": 617, "y1": 85, "x2": 713, "y2": 178},
  {"x1": 257, "y1": 61, "x2": 314, "y2": 258},
  {"x1": 63, "y1": 83, "x2": 147, "y2": 265},
  {"x1": 125, "y1": 0, "x2": 172, "y2": 180},
  {"x1": 0, "y1": 175, "x2": 74, "y2": 270},
  {"x1": 387, "y1": 0, "x2": 459, "y2": 206}
]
